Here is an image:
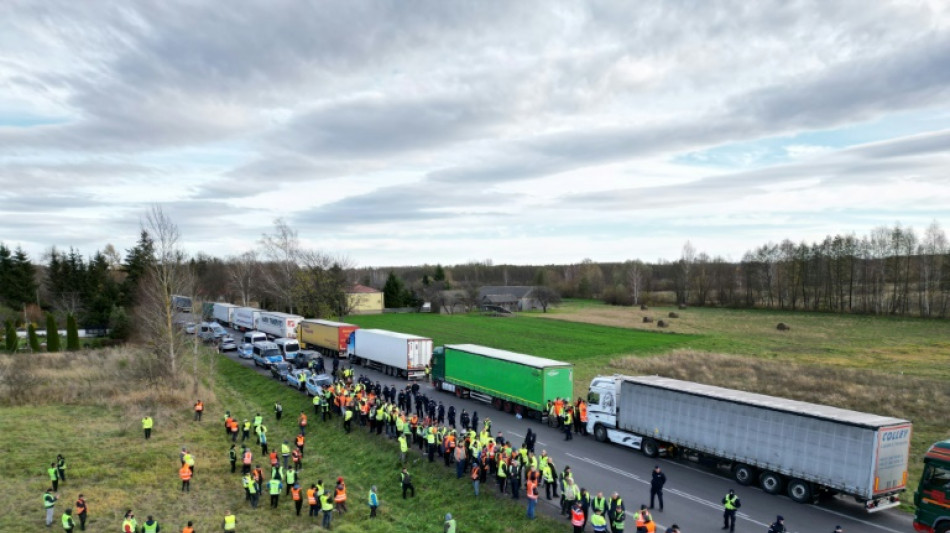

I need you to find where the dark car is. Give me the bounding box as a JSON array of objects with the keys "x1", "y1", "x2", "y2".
[{"x1": 270, "y1": 362, "x2": 291, "y2": 381}]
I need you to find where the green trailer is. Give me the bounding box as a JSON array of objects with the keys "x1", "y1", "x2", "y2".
[{"x1": 431, "y1": 343, "x2": 573, "y2": 420}]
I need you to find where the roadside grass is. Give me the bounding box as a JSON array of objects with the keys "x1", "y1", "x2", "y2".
[
  {"x1": 1, "y1": 348, "x2": 563, "y2": 533},
  {"x1": 609, "y1": 350, "x2": 950, "y2": 510}
]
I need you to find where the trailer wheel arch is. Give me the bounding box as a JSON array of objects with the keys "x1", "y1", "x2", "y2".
[
  {"x1": 733, "y1": 464, "x2": 756, "y2": 486},
  {"x1": 593, "y1": 424, "x2": 609, "y2": 443},
  {"x1": 759, "y1": 471, "x2": 785, "y2": 495},
  {"x1": 934, "y1": 521, "x2": 949, "y2": 533},
  {"x1": 786, "y1": 478, "x2": 813, "y2": 503}
]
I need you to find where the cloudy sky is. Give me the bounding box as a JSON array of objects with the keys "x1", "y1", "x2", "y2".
[{"x1": 2, "y1": 1, "x2": 949, "y2": 267}]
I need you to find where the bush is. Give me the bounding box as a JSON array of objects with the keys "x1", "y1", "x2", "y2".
[
  {"x1": 109, "y1": 306, "x2": 133, "y2": 341},
  {"x1": 4, "y1": 320, "x2": 16, "y2": 353},
  {"x1": 45, "y1": 313, "x2": 60, "y2": 352},
  {"x1": 66, "y1": 314, "x2": 80, "y2": 351},
  {"x1": 27, "y1": 324, "x2": 41, "y2": 352}
]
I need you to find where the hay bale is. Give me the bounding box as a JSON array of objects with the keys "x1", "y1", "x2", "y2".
[
  {"x1": 678, "y1": 303, "x2": 687, "y2": 310},
  {"x1": 776, "y1": 322, "x2": 790, "y2": 331},
  {"x1": 657, "y1": 320, "x2": 667, "y2": 328},
  {"x1": 642, "y1": 317, "x2": 653, "y2": 323},
  {"x1": 668, "y1": 312, "x2": 679, "y2": 318},
  {"x1": 640, "y1": 304, "x2": 649, "y2": 311}
]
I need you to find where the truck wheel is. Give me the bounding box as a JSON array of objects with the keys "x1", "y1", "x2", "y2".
[
  {"x1": 455, "y1": 387, "x2": 463, "y2": 398},
  {"x1": 641, "y1": 438, "x2": 660, "y2": 458},
  {"x1": 594, "y1": 424, "x2": 609, "y2": 443},
  {"x1": 934, "y1": 523, "x2": 949, "y2": 533},
  {"x1": 787, "y1": 479, "x2": 813, "y2": 503},
  {"x1": 492, "y1": 398, "x2": 503, "y2": 410},
  {"x1": 733, "y1": 464, "x2": 756, "y2": 486},
  {"x1": 760, "y1": 471, "x2": 784, "y2": 495},
  {"x1": 503, "y1": 401, "x2": 513, "y2": 413}
]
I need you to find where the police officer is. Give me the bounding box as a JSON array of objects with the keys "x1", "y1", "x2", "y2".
[
  {"x1": 722, "y1": 489, "x2": 740, "y2": 532},
  {"x1": 768, "y1": 515, "x2": 786, "y2": 533},
  {"x1": 650, "y1": 465, "x2": 666, "y2": 511}
]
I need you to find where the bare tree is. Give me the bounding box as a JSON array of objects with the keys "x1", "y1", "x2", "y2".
[
  {"x1": 680, "y1": 241, "x2": 695, "y2": 305},
  {"x1": 227, "y1": 250, "x2": 260, "y2": 306},
  {"x1": 135, "y1": 206, "x2": 194, "y2": 381},
  {"x1": 533, "y1": 286, "x2": 562, "y2": 313},
  {"x1": 626, "y1": 260, "x2": 645, "y2": 305},
  {"x1": 460, "y1": 283, "x2": 481, "y2": 312},
  {"x1": 259, "y1": 219, "x2": 300, "y2": 313}
]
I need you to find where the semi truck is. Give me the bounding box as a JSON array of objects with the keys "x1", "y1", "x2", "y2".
[
  {"x1": 232, "y1": 307, "x2": 262, "y2": 331},
  {"x1": 212, "y1": 303, "x2": 239, "y2": 327},
  {"x1": 587, "y1": 375, "x2": 912, "y2": 512},
  {"x1": 258, "y1": 311, "x2": 303, "y2": 339},
  {"x1": 350, "y1": 328, "x2": 432, "y2": 380},
  {"x1": 431, "y1": 344, "x2": 573, "y2": 420},
  {"x1": 914, "y1": 440, "x2": 950, "y2": 533},
  {"x1": 298, "y1": 319, "x2": 359, "y2": 358},
  {"x1": 172, "y1": 295, "x2": 193, "y2": 312}
]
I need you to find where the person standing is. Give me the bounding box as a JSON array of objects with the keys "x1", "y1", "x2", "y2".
[
  {"x1": 183, "y1": 519, "x2": 195, "y2": 533},
  {"x1": 268, "y1": 476, "x2": 282, "y2": 508},
  {"x1": 298, "y1": 412, "x2": 307, "y2": 435},
  {"x1": 291, "y1": 483, "x2": 303, "y2": 515},
  {"x1": 571, "y1": 500, "x2": 586, "y2": 533},
  {"x1": 141, "y1": 515, "x2": 160, "y2": 533},
  {"x1": 590, "y1": 509, "x2": 608, "y2": 533},
  {"x1": 222, "y1": 511, "x2": 236, "y2": 532},
  {"x1": 768, "y1": 515, "x2": 786, "y2": 533},
  {"x1": 400, "y1": 468, "x2": 415, "y2": 499},
  {"x1": 142, "y1": 415, "x2": 153, "y2": 439},
  {"x1": 193, "y1": 400, "x2": 203, "y2": 421},
  {"x1": 242, "y1": 419, "x2": 251, "y2": 442},
  {"x1": 334, "y1": 477, "x2": 348, "y2": 514},
  {"x1": 398, "y1": 434, "x2": 408, "y2": 464},
  {"x1": 471, "y1": 461, "x2": 481, "y2": 496},
  {"x1": 56, "y1": 454, "x2": 67, "y2": 482},
  {"x1": 609, "y1": 492, "x2": 625, "y2": 533},
  {"x1": 281, "y1": 441, "x2": 291, "y2": 469},
  {"x1": 526, "y1": 473, "x2": 539, "y2": 519},
  {"x1": 320, "y1": 491, "x2": 334, "y2": 529},
  {"x1": 443, "y1": 513, "x2": 456, "y2": 533},
  {"x1": 274, "y1": 401, "x2": 283, "y2": 422},
  {"x1": 74, "y1": 494, "x2": 87, "y2": 531},
  {"x1": 650, "y1": 465, "x2": 666, "y2": 511},
  {"x1": 43, "y1": 488, "x2": 58, "y2": 527},
  {"x1": 61, "y1": 508, "x2": 75, "y2": 532},
  {"x1": 721, "y1": 489, "x2": 740, "y2": 533},
  {"x1": 48, "y1": 462, "x2": 60, "y2": 492},
  {"x1": 307, "y1": 484, "x2": 319, "y2": 519},
  {"x1": 563, "y1": 409, "x2": 574, "y2": 440},
  {"x1": 229, "y1": 445, "x2": 237, "y2": 474},
  {"x1": 179, "y1": 464, "x2": 193, "y2": 492},
  {"x1": 368, "y1": 485, "x2": 379, "y2": 518}
]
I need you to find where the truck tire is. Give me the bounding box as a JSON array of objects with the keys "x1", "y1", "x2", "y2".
[
  {"x1": 733, "y1": 464, "x2": 756, "y2": 486},
  {"x1": 492, "y1": 398, "x2": 503, "y2": 410},
  {"x1": 641, "y1": 438, "x2": 660, "y2": 458},
  {"x1": 594, "y1": 424, "x2": 609, "y2": 443},
  {"x1": 787, "y1": 479, "x2": 813, "y2": 503},
  {"x1": 503, "y1": 401, "x2": 513, "y2": 413},
  {"x1": 934, "y1": 523, "x2": 949, "y2": 533},
  {"x1": 760, "y1": 471, "x2": 784, "y2": 495}
]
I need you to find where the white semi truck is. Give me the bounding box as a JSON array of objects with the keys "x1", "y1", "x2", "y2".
[
  {"x1": 587, "y1": 375, "x2": 912, "y2": 512},
  {"x1": 257, "y1": 311, "x2": 303, "y2": 339},
  {"x1": 232, "y1": 307, "x2": 262, "y2": 332},
  {"x1": 212, "y1": 303, "x2": 239, "y2": 327},
  {"x1": 350, "y1": 329, "x2": 432, "y2": 380}
]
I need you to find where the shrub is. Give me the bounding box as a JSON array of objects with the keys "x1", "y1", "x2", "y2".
[
  {"x1": 4, "y1": 320, "x2": 16, "y2": 353},
  {"x1": 66, "y1": 314, "x2": 80, "y2": 351},
  {"x1": 27, "y1": 323, "x2": 41, "y2": 352},
  {"x1": 109, "y1": 306, "x2": 133, "y2": 341},
  {"x1": 45, "y1": 313, "x2": 60, "y2": 352}
]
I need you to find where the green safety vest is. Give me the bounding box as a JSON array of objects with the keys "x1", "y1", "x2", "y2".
[
  {"x1": 368, "y1": 490, "x2": 377, "y2": 506},
  {"x1": 268, "y1": 479, "x2": 281, "y2": 495},
  {"x1": 399, "y1": 436, "x2": 408, "y2": 452},
  {"x1": 286, "y1": 470, "x2": 296, "y2": 485},
  {"x1": 142, "y1": 520, "x2": 159, "y2": 533},
  {"x1": 313, "y1": 396, "x2": 320, "y2": 405},
  {"x1": 281, "y1": 443, "x2": 290, "y2": 455},
  {"x1": 445, "y1": 519, "x2": 456, "y2": 533},
  {"x1": 48, "y1": 467, "x2": 59, "y2": 481},
  {"x1": 591, "y1": 513, "x2": 607, "y2": 527},
  {"x1": 243, "y1": 421, "x2": 251, "y2": 431},
  {"x1": 142, "y1": 417, "x2": 153, "y2": 428},
  {"x1": 58, "y1": 458, "x2": 66, "y2": 470},
  {"x1": 724, "y1": 494, "x2": 738, "y2": 510},
  {"x1": 248, "y1": 481, "x2": 257, "y2": 494},
  {"x1": 44, "y1": 494, "x2": 56, "y2": 508},
  {"x1": 320, "y1": 494, "x2": 333, "y2": 511},
  {"x1": 593, "y1": 496, "x2": 607, "y2": 511},
  {"x1": 229, "y1": 449, "x2": 236, "y2": 461},
  {"x1": 345, "y1": 410, "x2": 353, "y2": 421},
  {"x1": 62, "y1": 513, "x2": 72, "y2": 529},
  {"x1": 427, "y1": 432, "x2": 436, "y2": 444},
  {"x1": 223, "y1": 514, "x2": 236, "y2": 531},
  {"x1": 253, "y1": 416, "x2": 263, "y2": 427}
]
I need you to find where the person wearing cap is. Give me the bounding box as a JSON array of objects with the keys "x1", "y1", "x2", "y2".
[
  {"x1": 767, "y1": 515, "x2": 786, "y2": 533},
  {"x1": 650, "y1": 465, "x2": 666, "y2": 511},
  {"x1": 443, "y1": 513, "x2": 456, "y2": 533},
  {"x1": 721, "y1": 489, "x2": 740, "y2": 532},
  {"x1": 368, "y1": 485, "x2": 379, "y2": 518}
]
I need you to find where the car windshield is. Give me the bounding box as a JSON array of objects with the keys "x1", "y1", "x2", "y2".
[
  {"x1": 264, "y1": 349, "x2": 280, "y2": 357},
  {"x1": 284, "y1": 343, "x2": 299, "y2": 353}
]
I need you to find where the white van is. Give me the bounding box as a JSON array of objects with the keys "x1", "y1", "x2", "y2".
[
  {"x1": 243, "y1": 331, "x2": 267, "y2": 345},
  {"x1": 274, "y1": 338, "x2": 300, "y2": 363}
]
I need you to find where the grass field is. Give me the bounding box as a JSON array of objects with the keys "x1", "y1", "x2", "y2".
[
  {"x1": 2, "y1": 348, "x2": 563, "y2": 533},
  {"x1": 349, "y1": 303, "x2": 950, "y2": 511}
]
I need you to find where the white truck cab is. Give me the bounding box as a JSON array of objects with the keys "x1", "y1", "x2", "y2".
[{"x1": 587, "y1": 375, "x2": 649, "y2": 452}]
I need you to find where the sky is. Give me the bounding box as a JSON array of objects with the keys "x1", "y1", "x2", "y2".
[{"x1": 1, "y1": 1, "x2": 949, "y2": 267}]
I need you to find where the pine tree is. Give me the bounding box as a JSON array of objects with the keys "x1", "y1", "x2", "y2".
[
  {"x1": 66, "y1": 313, "x2": 80, "y2": 351},
  {"x1": 121, "y1": 230, "x2": 155, "y2": 307},
  {"x1": 45, "y1": 313, "x2": 60, "y2": 352},
  {"x1": 383, "y1": 272, "x2": 406, "y2": 308},
  {"x1": 4, "y1": 320, "x2": 17, "y2": 353},
  {"x1": 27, "y1": 323, "x2": 41, "y2": 352}
]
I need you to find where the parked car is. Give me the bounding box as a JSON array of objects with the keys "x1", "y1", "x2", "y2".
[
  {"x1": 242, "y1": 331, "x2": 267, "y2": 345},
  {"x1": 184, "y1": 323, "x2": 197, "y2": 334},
  {"x1": 198, "y1": 322, "x2": 228, "y2": 342},
  {"x1": 305, "y1": 373, "x2": 334, "y2": 397},
  {"x1": 286, "y1": 369, "x2": 311, "y2": 391},
  {"x1": 218, "y1": 335, "x2": 237, "y2": 352},
  {"x1": 270, "y1": 362, "x2": 291, "y2": 381},
  {"x1": 238, "y1": 343, "x2": 254, "y2": 359},
  {"x1": 252, "y1": 341, "x2": 284, "y2": 368}
]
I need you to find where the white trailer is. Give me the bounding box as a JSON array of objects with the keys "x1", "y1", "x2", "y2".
[
  {"x1": 586, "y1": 375, "x2": 912, "y2": 512},
  {"x1": 232, "y1": 307, "x2": 262, "y2": 331},
  {"x1": 350, "y1": 328, "x2": 432, "y2": 380},
  {"x1": 257, "y1": 311, "x2": 304, "y2": 339},
  {"x1": 212, "y1": 303, "x2": 239, "y2": 327}
]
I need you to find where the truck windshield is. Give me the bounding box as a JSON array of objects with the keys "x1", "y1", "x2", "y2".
[{"x1": 921, "y1": 463, "x2": 950, "y2": 491}]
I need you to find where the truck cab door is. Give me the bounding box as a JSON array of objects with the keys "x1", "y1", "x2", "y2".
[{"x1": 915, "y1": 460, "x2": 950, "y2": 525}]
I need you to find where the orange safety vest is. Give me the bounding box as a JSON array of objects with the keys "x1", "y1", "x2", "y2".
[
  {"x1": 571, "y1": 508, "x2": 585, "y2": 526},
  {"x1": 646, "y1": 519, "x2": 656, "y2": 533},
  {"x1": 75, "y1": 498, "x2": 87, "y2": 515},
  {"x1": 526, "y1": 480, "x2": 538, "y2": 500},
  {"x1": 269, "y1": 451, "x2": 278, "y2": 465},
  {"x1": 292, "y1": 450, "x2": 301, "y2": 462},
  {"x1": 555, "y1": 399, "x2": 564, "y2": 415},
  {"x1": 295, "y1": 435, "x2": 305, "y2": 447},
  {"x1": 179, "y1": 465, "x2": 192, "y2": 481},
  {"x1": 183, "y1": 527, "x2": 194, "y2": 533},
  {"x1": 307, "y1": 488, "x2": 317, "y2": 505},
  {"x1": 334, "y1": 484, "x2": 347, "y2": 502},
  {"x1": 471, "y1": 465, "x2": 480, "y2": 481},
  {"x1": 243, "y1": 451, "x2": 252, "y2": 465},
  {"x1": 635, "y1": 512, "x2": 645, "y2": 529},
  {"x1": 299, "y1": 414, "x2": 308, "y2": 426},
  {"x1": 291, "y1": 487, "x2": 301, "y2": 501},
  {"x1": 579, "y1": 403, "x2": 588, "y2": 422},
  {"x1": 195, "y1": 401, "x2": 203, "y2": 412}
]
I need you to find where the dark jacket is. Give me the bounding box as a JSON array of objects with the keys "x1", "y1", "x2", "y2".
[{"x1": 651, "y1": 470, "x2": 666, "y2": 489}]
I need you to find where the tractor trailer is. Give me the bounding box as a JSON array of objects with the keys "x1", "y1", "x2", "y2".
[
  {"x1": 232, "y1": 307, "x2": 262, "y2": 331},
  {"x1": 914, "y1": 440, "x2": 950, "y2": 533},
  {"x1": 297, "y1": 319, "x2": 359, "y2": 358},
  {"x1": 258, "y1": 311, "x2": 303, "y2": 339},
  {"x1": 212, "y1": 303, "x2": 239, "y2": 327},
  {"x1": 431, "y1": 344, "x2": 573, "y2": 420},
  {"x1": 587, "y1": 375, "x2": 912, "y2": 512},
  {"x1": 350, "y1": 329, "x2": 432, "y2": 380}
]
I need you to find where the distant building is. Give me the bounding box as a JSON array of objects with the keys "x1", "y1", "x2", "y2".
[
  {"x1": 477, "y1": 286, "x2": 541, "y2": 312},
  {"x1": 346, "y1": 284, "x2": 384, "y2": 315}
]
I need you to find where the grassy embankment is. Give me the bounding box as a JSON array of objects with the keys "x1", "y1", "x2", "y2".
[
  {"x1": 349, "y1": 305, "x2": 950, "y2": 510},
  {"x1": 1, "y1": 348, "x2": 563, "y2": 533}
]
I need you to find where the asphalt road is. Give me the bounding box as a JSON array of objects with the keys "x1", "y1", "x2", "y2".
[{"x1": 206, "y1": 320, "x2": 914, "y2": 533}]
